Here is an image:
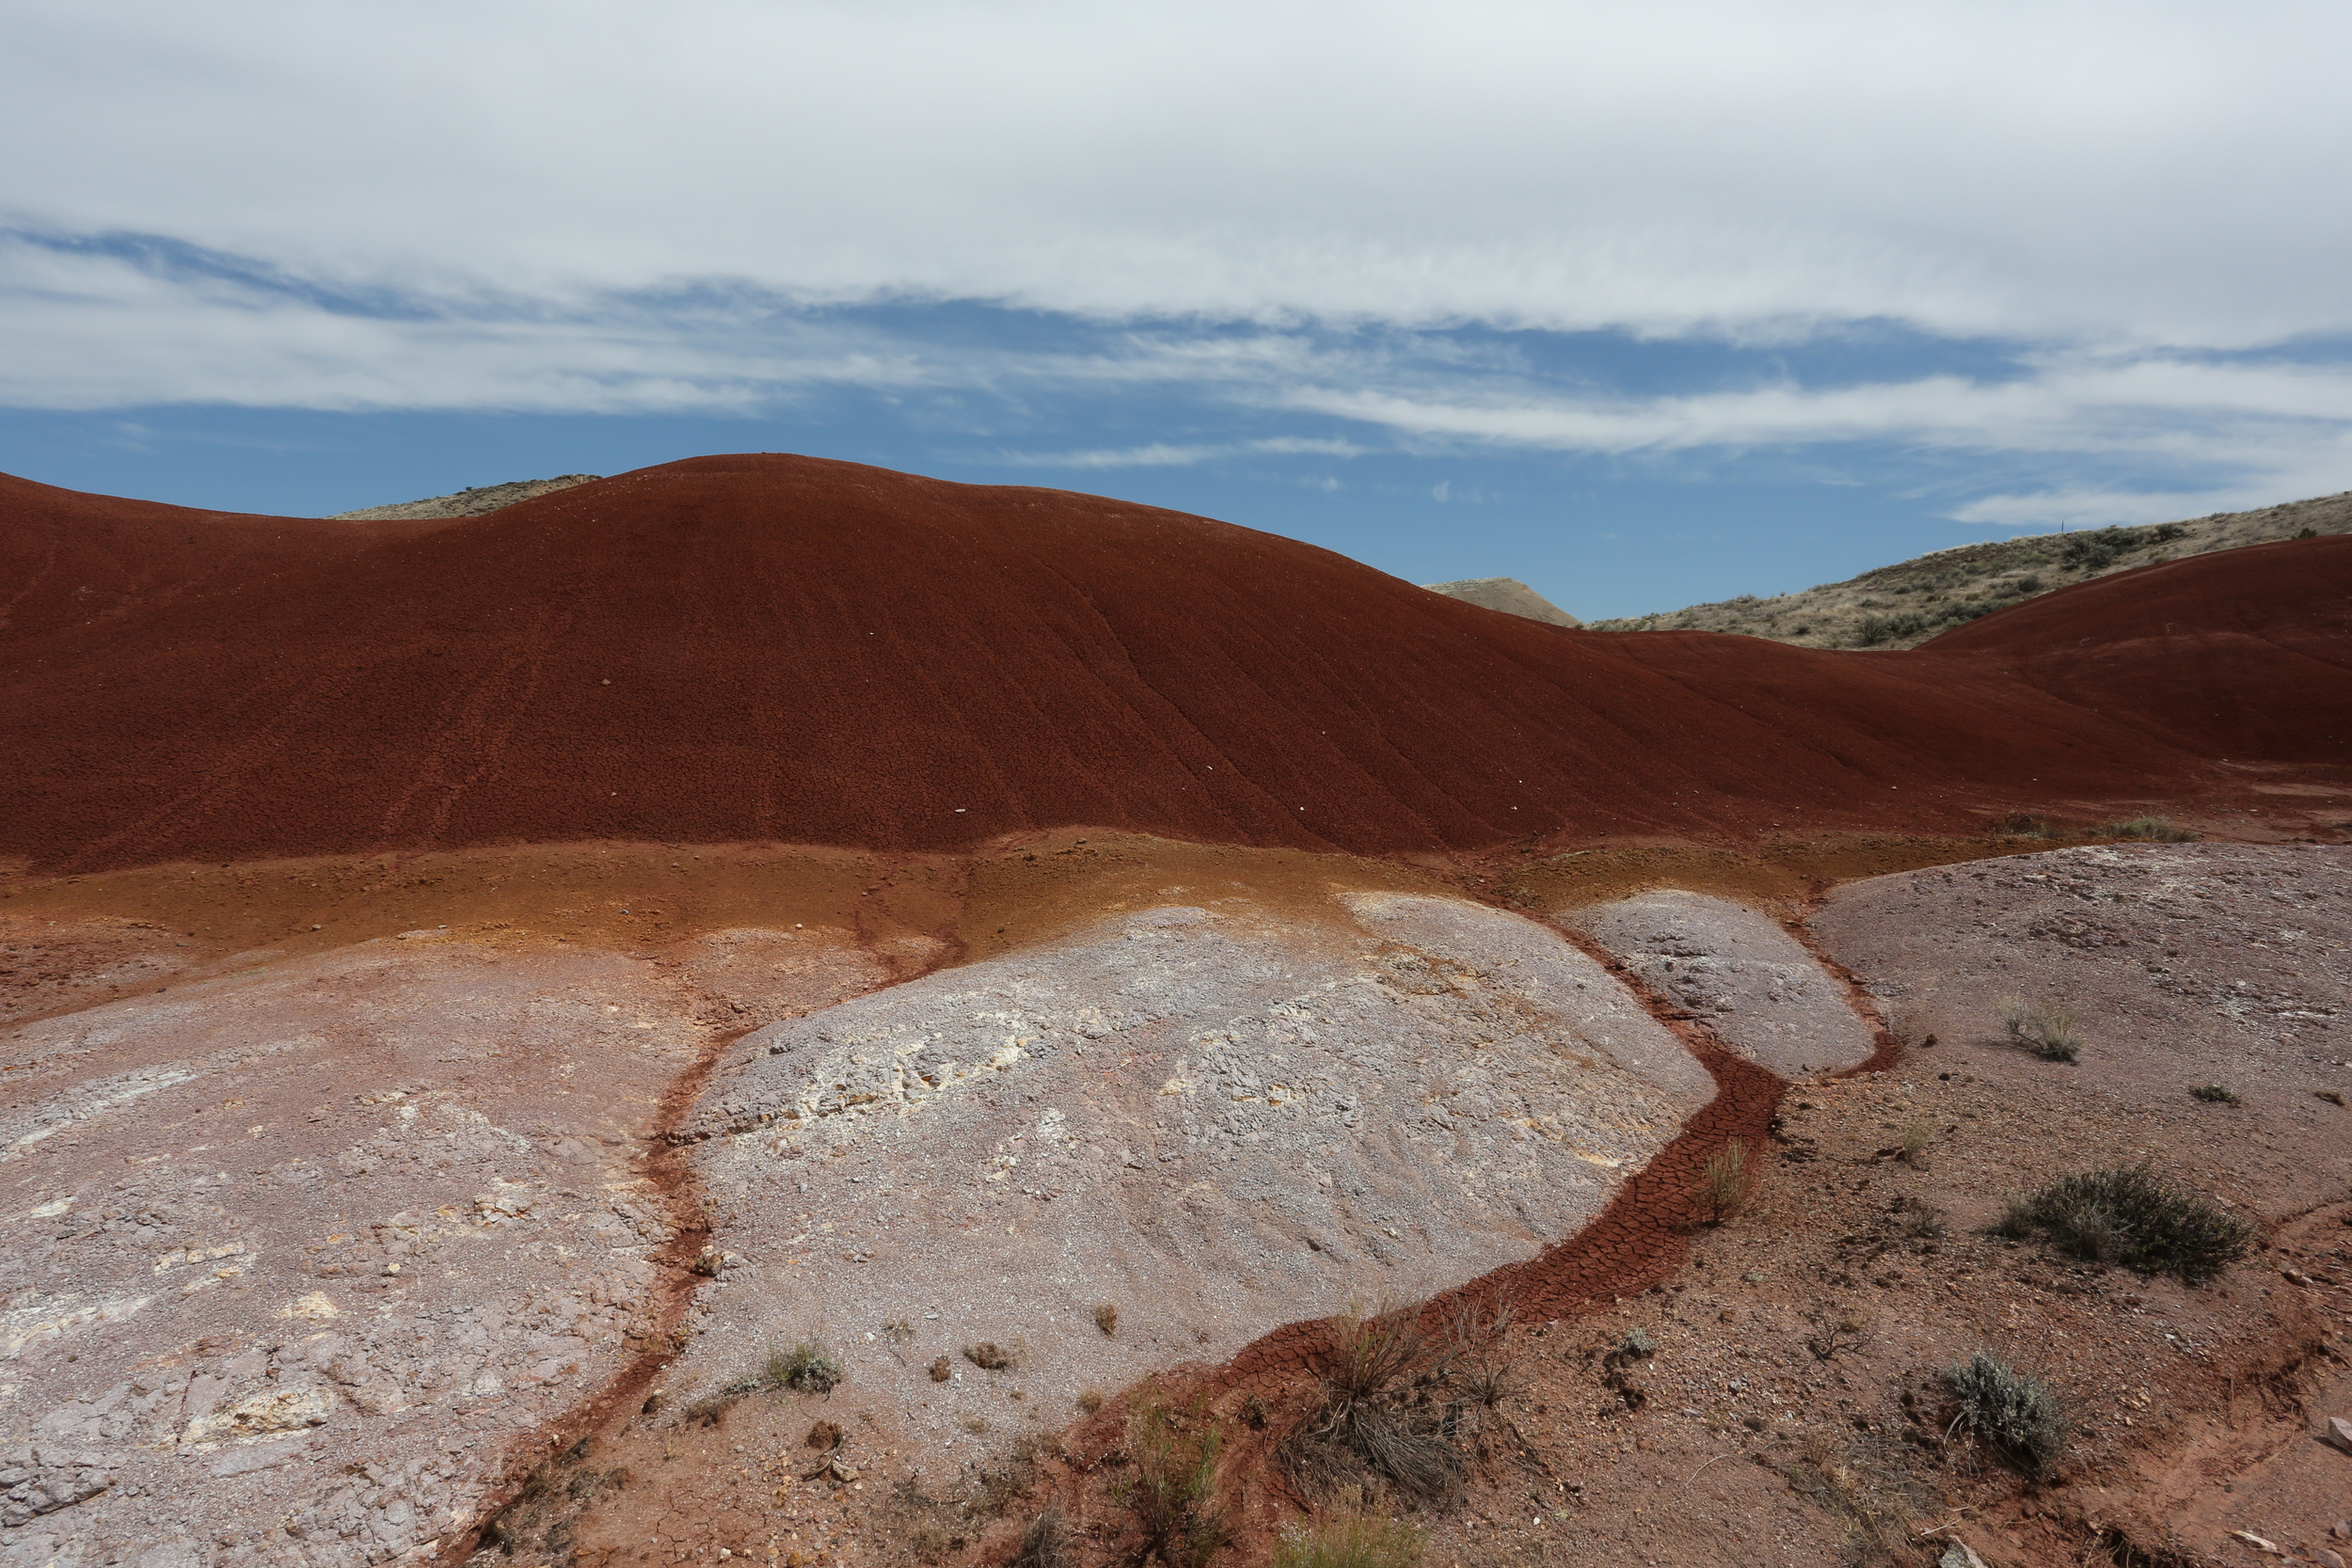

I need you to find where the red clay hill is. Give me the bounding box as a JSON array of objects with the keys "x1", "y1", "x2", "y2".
[{"x1": 2, "y1": 453, "x2": 2346, "y2": 874}]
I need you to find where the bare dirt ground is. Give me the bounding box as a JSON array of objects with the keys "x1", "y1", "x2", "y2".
[{"x1": 5, "y1": 835, "x2": 2349, "y2": 1568}]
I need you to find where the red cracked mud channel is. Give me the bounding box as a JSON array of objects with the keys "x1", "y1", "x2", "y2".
[{"x1": 985, "y1": 907, "x2": 1904, "y2": 1560}]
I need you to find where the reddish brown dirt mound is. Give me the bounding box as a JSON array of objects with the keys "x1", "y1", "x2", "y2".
[
  {"x1": 2, "y1": 453, "x2": 2344, "y2": 874},
  {"x1": 1922, "y1": 533, "x2": 2352, "y2": 763},
  {"x1": 0, "y1": 469, "x2": 452, "y2": 645}
]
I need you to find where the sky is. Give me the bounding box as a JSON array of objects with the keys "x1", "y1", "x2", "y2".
[{"x1": 5, "y1": 1, "x2": 2350, "y2": 620}]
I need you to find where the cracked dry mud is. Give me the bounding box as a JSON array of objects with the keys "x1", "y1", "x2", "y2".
[{"x1": 5, "y1": 839, "x2": 2350, "y2": 1568}]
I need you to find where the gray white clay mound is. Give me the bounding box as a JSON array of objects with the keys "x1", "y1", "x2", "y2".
[
  {"x1": 674, "y1": 895, "x2": 1709, "y2": 1469},
  {"x1": 1572, "y1": 889, "x2": 1879, "y2": 1077}
]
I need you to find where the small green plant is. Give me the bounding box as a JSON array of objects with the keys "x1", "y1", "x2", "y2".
[
  {"x1": 2097, "y1": 816, "x2": 2200, "y2": 843},
  {"x1": 1945, "y1": 1353, "x2": 2065, "y2": 1477},
  {"x1": 1692, "y1": 1139, "x2": 1757, "y2": 1224},
  {"x1": 1999, "y1": 1001, "x2": 2083, "y2": 1062},
  {"x1": 1118, "y1": 1409, "x2": 1228, "y2": 1568},
  {"x1": 2189, "y1": 1085, "x2": 2242, "y2": 1104},
  {"x1": 1992, "y1": 1164, "x2": 2255, "y2": 1284},
  {"x1": 1272, "y1": 1513, "x2": 1425, "y2": 1568},
  {"x1": 767, "y1": 1339, "x2": 844, "y2": 1395},
  {"x1": 1617, "y1": 1328, "x2": 1656, "y2": 1360}
]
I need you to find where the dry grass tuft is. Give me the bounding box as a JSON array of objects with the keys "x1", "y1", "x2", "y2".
[
  {"x1": 1118, "y1": 1408, "x2": 1228, "y2": 1568},
  {"x1": 1009, "y1": 1506, "x2": 1067, "y2": 1568},
  {"x1": 1775, "y1": 1437, "x2": 1936, "y2": 1566},
  {"x1": 1691, "y1": 1139, "x2": 1758, "y2": 1225},
  {"x1": 1998, "y1": 1001, "x2": 2084, "y2": 1063},
  {"x1": 1272, "y1": 1513, "x2": 1424, "y2": 1568},
  {"x1": 768, "y1": 1339, "x2": 843, "y2": 1394},
  {"x1": 2097, "y1": 816, "x2": 2200, "y2": 843},
  {"x1": 1279, "y1": 1308, "x2": 1465, "y2": 1509},
  {"x1": 1095, "y1": 1303, "x2": 1120, "y2": 1337}
]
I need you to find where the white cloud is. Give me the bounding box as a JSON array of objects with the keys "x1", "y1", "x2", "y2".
[
  {"x1": 4, "y1": 0, "x2": 2350, "y2": 347},
  {"x1": 993, "y1": 436, "x2": 1367, "y2": 468}
]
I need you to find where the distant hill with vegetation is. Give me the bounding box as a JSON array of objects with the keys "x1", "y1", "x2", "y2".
[{"x1": 1585, "y1": 489, "x2": 2352, "y2": 648}]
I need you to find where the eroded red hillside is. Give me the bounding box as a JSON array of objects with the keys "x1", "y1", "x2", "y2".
[{"x1": 2, "y1": 453, "x2": 2344, "y2": 874}]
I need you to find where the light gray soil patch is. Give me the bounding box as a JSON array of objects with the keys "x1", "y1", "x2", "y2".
[
  {"x1": 670, "y1": 894, "x2": 1709, "y2": 1473},
  {"x1": 1811, "y1": 842, "x2": 2351, "y2": 1215},
  {"x1": 1569, "y1": 889, "x2": 1878, "y2": 1077},
  {"x1": 0, "y1": 928, "x2": 880, "y2": 1568}
]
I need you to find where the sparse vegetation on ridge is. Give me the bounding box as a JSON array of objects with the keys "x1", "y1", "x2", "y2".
[{"x1": 1583, "y1": 492, "x2": 2350, "y2": 648}]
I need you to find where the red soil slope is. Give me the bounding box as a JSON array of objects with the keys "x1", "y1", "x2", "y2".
[
  {"x1": 0, "y1": 470, "x2": 453, "y2": 645},
  {"x1": 2, "y1": 454, "x2": 2344, "y2": 875},
  {"x1": 1921, "y1": 534, "x2": 2352, "y2": 764}
]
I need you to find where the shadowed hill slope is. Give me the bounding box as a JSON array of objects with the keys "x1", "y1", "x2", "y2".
[
  {"x1": 1918, "y1": 534, "x2": 2352, "y2": 763},
  {"x1": 2, "y1": 453, "x2": 2346, "y2": 874}
]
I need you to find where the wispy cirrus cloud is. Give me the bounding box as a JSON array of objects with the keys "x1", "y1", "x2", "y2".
[
  {"x1": 991, "y1": 436, "x2": 1370, "y2": 469},
  {"x1": 8, "y1": 226, "x2": 2349, "y2": 531}
]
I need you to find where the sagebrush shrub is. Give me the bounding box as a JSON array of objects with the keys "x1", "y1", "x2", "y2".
[
  {"x1": 769, "y1": 1339, "x2": 843, "y2": 1394},
  {"x1": 1946, "y1": 1353, "x2": 2064, "y2": 1476},
  {"x1": 2098, "y1": 816, "x2": 2199, "y2": 843},
  {"x1": 1992, "y1": 1164, "x2": 2254, "y2": 1284}
]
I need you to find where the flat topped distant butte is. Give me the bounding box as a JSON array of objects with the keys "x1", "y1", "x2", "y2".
[{"x1": 1422, "y1": 575, "x2": 1581, "y2": 627}]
